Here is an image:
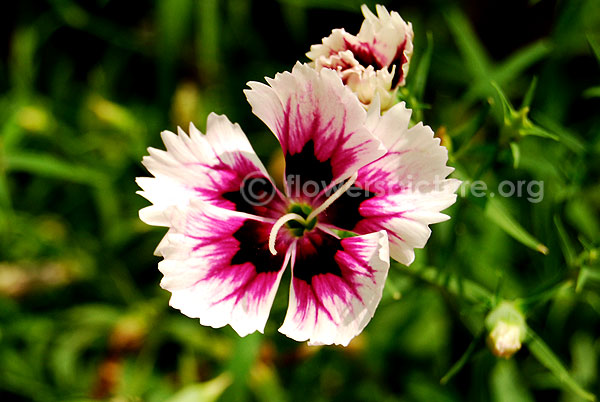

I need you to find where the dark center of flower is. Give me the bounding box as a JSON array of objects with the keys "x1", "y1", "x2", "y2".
[{"x1": 286, "y1": 204, "x2": 317, "y2": 237}]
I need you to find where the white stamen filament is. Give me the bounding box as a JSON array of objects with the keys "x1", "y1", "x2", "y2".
[
  {"x1": 305, "y1": 172, "x2": 358, "y2": 223},
  {"x1": 268, "y1": 173, "x2": 359, "y2": 256},
  {"x1": 269, "y1": 213, "x2": 306, "y2": 255}
]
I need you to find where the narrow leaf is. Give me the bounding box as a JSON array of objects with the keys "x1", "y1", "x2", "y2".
[
  {"x1": 484, "y1": 198, "x2": 548, "y2": 255},
  {"x1": 587, "y1": 32, "x2": 600, "y2": 63},
  {"x1": 583, "y1": 86, "x2": 600, "y2": 98},
  {"x1": 411, "y1": 32, "x2": 434, "y2": 102},
  {"x1": 494, "y1": 40, "x2": 551, "y2": 85},
  {"x1": 530, "y1": 113, "x2": 586, "y2": 154},
  {"x1": 440, "y1": 331, "x2": 483, "y2": 384},
  {"x1": 521, "y1": 76, "x2": 538, "y2": 109},
  {"x1": 554, "y1": 215, "x2": 577, "y2": 268},
  {"x1": 490, "y1": 81, "x2": 514, "y2": 122},
  {"x1": 527, "y1": 328, "x2": 596, "y2": 401},
  {"x1": 165, "y1": 373, "x2": 232, "y2": 402},
  {"x1": 445, "y1": 8, "x2": 491, "y2": 80},
  {"x1": 491, "y1": 359, "x2": 535, "y2": 402},
  {"x1": 510, "y1": 142, "x2": 520, "y2": 169},
  {"x1": 520, "y1": 125, "x2": 559, "y2": 141},
  {"x1": 5, "y1": 152, "x2": 106, "y2": 186}
]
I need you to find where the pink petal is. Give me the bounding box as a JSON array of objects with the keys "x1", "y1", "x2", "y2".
[
  {"x1": 321, "y1": 103, "x2": 460, "y2": 264},
  {"x1": 137, "y1": 113, "x2": 285, "y2": 227},
  {"x1": 158, "y1": 201, "x2": 292, "y2": 337},
  {"x1": 358, "y1": 4, "x2": 414, "y2": 87},
  {"x1": 245, "y1": 63, "x2": 385, "y2": 200},
  {"x1": 279, "y1": 230, "x2": 389, "y2": 346}
]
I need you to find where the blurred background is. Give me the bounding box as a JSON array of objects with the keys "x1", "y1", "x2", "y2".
[{"x1": 1, "y1": 0, "x2": 599, "y2": 401}]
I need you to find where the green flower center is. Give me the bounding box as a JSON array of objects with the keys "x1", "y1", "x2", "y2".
[{"x1": 286, "y1": 204, "x2": 317, "y2": 237}]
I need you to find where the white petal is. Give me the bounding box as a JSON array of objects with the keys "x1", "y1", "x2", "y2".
[
  {"x1": 159, "y1": 201, "x2": 291, "y2": 337},
  {"x1": 138, "y1": 113, "x2": 283, "y2": 226},
  {"x1": 245, "y1": 62, "x2": 385, "y2": 195},
  {"x1": 279, "y1": 230, "x2": 390, "y2": 346},
  {"x1": 324, "y1": 106, "x2": 460, "y2": 264}
]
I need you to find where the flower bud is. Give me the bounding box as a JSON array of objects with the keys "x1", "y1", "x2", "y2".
[
  {"x1": 307, "y1": 4, "x2": 413, "y2": 111},
  {"x1": 485, "y1": 301, "x2": 526, "y2": 358}
]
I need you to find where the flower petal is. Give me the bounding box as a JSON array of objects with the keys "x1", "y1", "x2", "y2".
[
  {"x1": 158, "y1": 201, "x2": 292, "y2": 337},
  {"x1": 365, "y1": 100, "x2": 412, "y2": 149},
  {"x1": 322, "y1": 103, "x2": 460, "y2": 265},
  {"x1": 137, "y1": 113, "x2": 285, "y2": 226},
  {"x1": 245, "y1": 63, "x2": 385, "y2": 199},
  {"x1": 279, "y1": 230, "x2": 389, "y2": 346},
  {"x1": 358, "y1": 4, "x2": 414, "y2": 87},
  {"x1": 307, "y1": 5, "x2": 414, "y2": 105}
]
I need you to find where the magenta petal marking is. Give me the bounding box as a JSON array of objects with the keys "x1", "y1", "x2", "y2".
[
  {"x1": 161, "y1": 204, "x2": 293, "y2": 335},
  {"x1": 390, "y1": 38, "x2": 408, "y2": 88},
  {"x1": 246, "y1": 64, "x2": 386, "y2": 198},
  {"x1": 186, "y1": 216, "x2": 288, "y2": 306},
  {"x1": 291, "y1": 232, "x2": 370, "y2": 327},
  {"x1": 192, "y1": 153, "x2": 284, "y2": 218},
  {"x1": 343, "y1": 38, "x2": 385, "y2": 70},
  {"x1": 279, "y1": 230, "x2": 389, "y2": 345}
]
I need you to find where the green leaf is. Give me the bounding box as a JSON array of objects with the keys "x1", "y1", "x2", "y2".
[
  {"x1": 0, "y1": 169, "x2": 12, "y2": 212},
  {"x1": 490, "y1": 81, "x2": 514, "y2": 122},
  {"x1": 509, "y1": 142, "x2": 520, "y2": 169},
  {"x1": 576, "y1": 266, "x2": 600, "y2": 292},
  {"x1": 519, "y1": 281, "x2": 573, "y2": 312},
  {"x1": 440, "y1": 331, "x2": 484, "y2": 385},
  {"x1": 491, "y1": 359, "x2": 535, "y2": 402},
  {"x1": 392, "y1": 263, "x2": 494, "y2": 305},
  {"x1": 520, "y1": 125, "x2": 559, "y2": 141},
  {"x1": 410, "y1": 32, "x2": 434, "y2": 102},
  {"x1": 566, "y1": 198, "x2": 600, "y2": 240},
  {"x1": 157, "y1": 0, "x2": 193, "y2": 99},
  {"x1": 494, "y1": 40, "x2": 551, "y2": 85},
  {"x1": 588, "y1": 32, "x2": 600, "y2": 63},
  {"x1": 10, "y1": 27, "x2": 38, "y2": 93},
  {"x1": 50, "y1": 328, "x2": 101, "y2": 390},
  {"x1": 1, "y1": 100, "x2": 27, "y2": 152},
  {"x1": 583, "y1": 86, "x2": 600, "y2": 98},
  {"x1": 276, "y1": 0, "x2": 366, "y2": 11},
  {"x1": 445, "y1": 8, "x2": 491, "y2": 80},
  {"x1": 527, "y1": 328, "x2": 596, "y2": 401},
  {"x1": 484, "y1": 198, "x2": 549, "y2": 255},
  {"x1": 554, "y1": 215, "x2": 577, "y2": 268},
  {"x1": 222, "y1": 333, "x2": 262, "y2": 402},
  {"x1": 450, "y1": 102, "x2": 491, "y2": 149},
  {"x1": 165, "y1": 373, "x2": 232, "y2": 402},
  {"x1": 197, "y1": 0, "x2": 220, "y2": 75},
  {"x1": 5, "y1": 152, "x2": 106, "y2": 186},
  {"x1": 249, "y1": 363, "x2": 290, "y2": 402},
  {"x1": 530, "y1": 113, "x2": 586, "y2": 154},
  {"x1": 521, "y1": 76, "x2": 538, "y2": 109},
  {"x1": 570, "y1": 332, "x2": 598, "y2": 387}
]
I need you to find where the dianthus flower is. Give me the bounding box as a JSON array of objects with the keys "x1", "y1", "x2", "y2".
[
  {"x1": 307, "y1": 4, "x2": 413, "y2": 111},
  {"x1": 137, "y1": 63, "x2": 458, "y2": 345}
]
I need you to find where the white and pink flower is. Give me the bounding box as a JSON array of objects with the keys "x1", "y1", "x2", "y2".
[
  {"x1": 307, "y1": 4, "x2": 414, "y2": 111},
  {"x1": 137, "y1": 63, "x2": 457, "y2": 346}
]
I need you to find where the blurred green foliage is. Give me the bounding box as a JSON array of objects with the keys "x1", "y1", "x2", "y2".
[{"x1": 1, "y1": 0, "x2": 599, "y2": 401}]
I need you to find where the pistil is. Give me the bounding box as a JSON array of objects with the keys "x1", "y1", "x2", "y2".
[
  {"x1": 305, "y1": 172, "x2": 358, "y2": 222},
  {"x1": 269, "y1": 213, "x2": 306, "y2": 255},
  {"x1": 268, "y1": 173, "x2": 359, "y2": 256}
]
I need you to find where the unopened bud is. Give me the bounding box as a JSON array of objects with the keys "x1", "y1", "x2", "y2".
[{"x1": 485, "y1": 301, "x2": 526, "y2": 358}]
